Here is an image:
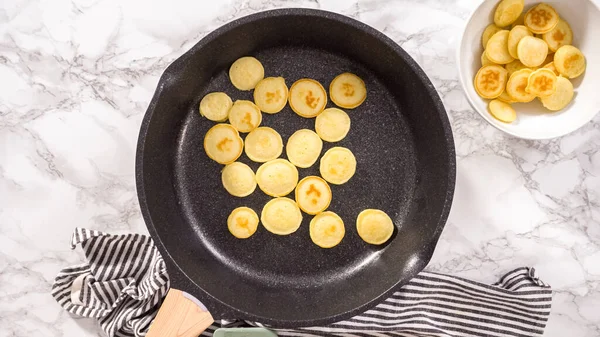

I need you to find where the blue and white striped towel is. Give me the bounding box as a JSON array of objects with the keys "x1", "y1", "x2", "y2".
[{"x1": 52, "y1": 228, "x2": 553, "y2": 337}]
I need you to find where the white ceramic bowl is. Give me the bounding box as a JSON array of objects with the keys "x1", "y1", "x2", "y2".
[{"x1": 458, "y1": 0, "x2": 600, "y2": 139}]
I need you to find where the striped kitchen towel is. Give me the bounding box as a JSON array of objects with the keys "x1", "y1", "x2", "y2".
[
  {"x1": 51, "y1": 229, "x2": 169, "y2": 337},
  {"x1": 52, "y1": 228, "x2": 553, "y2": 337}
]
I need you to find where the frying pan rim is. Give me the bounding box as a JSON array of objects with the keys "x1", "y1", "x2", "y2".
[{"x1": 135, "y1": 7, "x2": 456, "y2": 327}]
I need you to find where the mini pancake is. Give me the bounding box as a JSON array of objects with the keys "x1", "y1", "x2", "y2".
[
  {"x1": 488, "y1": 99, "x2": 517, "y2": 123},
  {"x1": 315, "y1": 108, "x2": 351, "y2": 142},
  {"x1": 204, "y1": 124, "x2": 244, "y2": 164},
  {"x1": 261, "y1": 197, "x2": 302, "y2": 235},
  {"x1": 497, "y1": 91, "x2": 517, "y2": 104},
  {"x1": 508, "y1": 25, "x2": 532, "y2": 59},
  {"x1": 554, "y1": 45, "x2": 586, "y2": 79},
  {"x1": 329, "y1": 72, "x2": 367, "y2": 109},
  {"x1": 256, "y1": 159, "x2": 299, "y2": 197},
  {"x1": 517, "y1": 36, "x2": 548, "y2": 67},
  {"x1": 244, "y1": 127, "x2": 283, "y2": 163},
  {"x1": 295, "y1": 176, "x2": 332, "y2": 215},
  {"x1": 486, "y1": 30, "x2": 514, "y2": 64},
  {"x1": 356, "y1": 209, "x2": 394, "y2": 245},
  {"x1": 228, "y1": 100, "x2": 262, "y2": 133},
  {"x1": 199, "y1": 92, "x2": 232, "y2": 122},
  {"x1": 524, "y1": 3, "x2": 559, "y2": 34},
  {"x1": 526, "y1": 68, "x2": 557, "y2": 97},
  {"x1": 481, "y1": 52, "x2": 495, "y2": 67},
  {"x1": 505, "y1": 59, "x2": 530, "y2": 76},
  {"x1": 319, "y1": 147, "x2": 357, "y2": 185},
  {"x1": 289, "y1": 79, "x2": 327, "y2": 118},
  {"x1": 310, "y1": 211, "x2": 345, "y2": 248},
  {"x1": 540, "y1": 76, "x2": 574, "y2": 111},
  {"x1": 229, "y1": 56, "x2": 264, "y2": 91},
  {"x1": 253, "y1": 77, "x2": 288, "y2": 114},
  {"x1": 228, "y1": 207, "x2": 259, "y2": 239},
  {"x1": 221, "y1": 162, "x2": 257, "y2": 197},
  {"x1": 482, "y1": 24, "x2": 502, "y2": 48},
  {"x1": 286, "y1": 129, "x2": 323, "y2": 168},
  {"x1": 474, "y1": 65, "x2": 508, "y2": 99},
  {"x1": 543, "y1": 19, "x2": 573, "y2": 52},
  {"x1": 543, "y1": 61, "x2": 559, "y2": 76},
  {"x1": 494, "y1": 0, "x2": 524, "y2": 27},
  {"x1": 506, "y1": 69, "x2": 536, "y2": 102}
]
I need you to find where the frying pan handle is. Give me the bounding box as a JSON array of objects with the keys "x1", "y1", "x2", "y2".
[{"x1": 147, "y1": 288, "x2": 214, "y2": 337}]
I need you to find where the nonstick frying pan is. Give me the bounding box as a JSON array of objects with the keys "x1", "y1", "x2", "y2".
[{"x1": 136, "y1": 8, "x2": 455, "y2": 332}]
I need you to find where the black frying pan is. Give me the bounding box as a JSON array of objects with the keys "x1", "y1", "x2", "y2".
[{"x1": 136, "y1": 8, "x2": 455, "y2": 329}]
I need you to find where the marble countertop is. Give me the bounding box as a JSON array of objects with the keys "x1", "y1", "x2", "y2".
[{"x1": 1, "y1": 0, "x2": 599, "y2": 336}]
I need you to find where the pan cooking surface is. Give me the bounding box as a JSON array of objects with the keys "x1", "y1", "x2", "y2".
[{"x1": 175, "y1": 45, "x2": 416, "y2": 285}]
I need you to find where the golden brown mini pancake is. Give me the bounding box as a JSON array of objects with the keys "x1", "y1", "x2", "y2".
[
  {"x1": 319, "y1": 147, "x2": 357, "y2": 185},
  {"x1": 474, "y1": 65, "x2": 508, "y2": 99},
  {"x1": 295, "y1": 176, "x2": 332, "y2": 215},
  {"x1": 289, "y1": 79, "x2": 327, "y2": 118},
  {"x1": 254, "y1": 77, "x2": 288, "y2": 114},
  {"x1": 244, "y1": 127, "x2": 283, "y2": 163},
  {"x1": 229, "y1": 56, "x2": 264, "y2": 90},
  {"x1": 315, "y1": 108, "x2": 351, "y2": 142},
  {"x1": 286, "y1": 129, "x2": 323, "y2": 168},
  {"x1": 228, "y1": 100, "x2": 262, "y2": 133},
  {"x1": 517, "y1": 36, "x2": 548, "y2": 67},
  {"x1": 310, "y1": 211, "x2": 345, "y2": 248},
  {"x1": 543, "y1": 19, "x2": 573, "y2": 52},
  {"x1": 488, "y1": 99, "x2": 517, "y2": 123},
  {"x1": 486, "y1": 30, "x2": 515, "y2": 64},
  {"x1": 356, "y1": 209, "x2": 394, "y2": 245},
  {"x1": 494, "y1": 0, "x2": 524, "y2": 27},
  {"x1": 506, "y1": 69, "x2": 536, "y2": 102},
  {"x1": 199, "y1": 92, "x2": 233, "y2": 122},
  {"x1": 256, "y1": 159, "x2": 299, "y2": 197},
  {"x1": 524, "y1": 3, "x2": 559, "y2": 34},
  {"x1": 204, "y1": 124, "x2": 244, "y2": 164},
  {"x1": 221, "y1": 162, "x2": 256, "y2": 197},
  {"x1": 329, "y1": 72, "x2": 367, "y2": 109},
  {"x1": 228, "y1": 207, "x2": 259, "y2": 239},
  {"x1": 526, "y1": 68, "x2": 557, "y2": 97},
  {"x1": 554, "y1": 45, "x2": 586, "y2": 79},
  {"x1": 261, "y1": 197, "x2": 302, "y2": 235},
  {"x1": 540, "y1": 76, "x2": 574, "y2": 111}
]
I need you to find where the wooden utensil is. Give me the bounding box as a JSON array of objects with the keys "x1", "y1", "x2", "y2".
[{"x1": 147, "y1": 289, "x2": 214, "y2": 337}]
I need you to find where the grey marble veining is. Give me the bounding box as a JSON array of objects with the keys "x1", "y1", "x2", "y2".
[{"x1": 1, "y1": 0, "x2": 599, "y2": 336}]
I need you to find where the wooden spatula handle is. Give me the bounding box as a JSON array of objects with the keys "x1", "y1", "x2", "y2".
[{"x1": 147, "y1": 288, "x2": 214, "y2": 337}]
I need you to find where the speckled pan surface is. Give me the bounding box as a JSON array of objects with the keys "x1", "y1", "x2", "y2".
[{"x1": 136, "y1": 8, "x2": 455, "y2": 327}]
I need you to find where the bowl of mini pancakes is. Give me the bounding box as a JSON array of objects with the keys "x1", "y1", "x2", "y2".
[{"x1": 458, "y1": 0, "x2": 600, "y2": 139}]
